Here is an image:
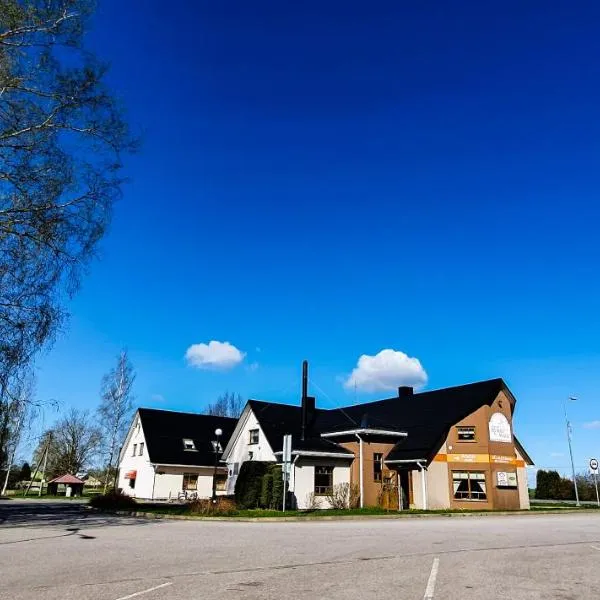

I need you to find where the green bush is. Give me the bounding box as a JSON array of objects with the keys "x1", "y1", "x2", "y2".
[
  {"x1": 234, "y1": 461, "x2": 270, "y2": 508},
  {"x1": 270, "y1": 465, "x2": 284, "y2": 509},
  {"x1": 89, "y1": 491, "x2": 137, "y2": 510},
  {"x1": 260, "y1": 470, "x2": 273, "y2": 508}
]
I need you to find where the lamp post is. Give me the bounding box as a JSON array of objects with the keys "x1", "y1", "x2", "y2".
[
  {"x1": 563, "y1": 397, "x2": 580, "y2": 507},
  {"x1": 211, "y1": 428, "x2": 222, "y2": 503}
]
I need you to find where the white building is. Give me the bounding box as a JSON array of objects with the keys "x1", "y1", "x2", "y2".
[
  {"x1": 117, "y1": 408, "x2": 236, "y2": 500},
  {"x1": 221, "y1": 397, "x2": 355, "y2": 510}
]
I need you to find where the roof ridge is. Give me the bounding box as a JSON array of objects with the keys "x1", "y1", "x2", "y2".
[{"x1": 138, "y1": 407, "x2": 237, "y2": 420}]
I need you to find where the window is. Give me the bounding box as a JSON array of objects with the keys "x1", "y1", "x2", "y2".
[
  {"x1": 183, "y1": 438, "x2": 196, "y2": 451},
  {"x1": 139, "y1": 442, "x2": 144, "y2": 456},
  {"x1": 249, "y1": 429, "x2": 259, "y2": 445},
  {"x1": 453, "y1": 471, "x2": 487, "y2": 501},
  {"x1": 457, "y1": 426, "x2": 476, "y2": 442},
  {"x1": 373, "y1": 453, "x2": 383, "y2": 482},
  {"x1": 214, "y1": 474, "x2": 227, "y2": 491},
  {"x1": 132, "y1": 443, "x2": 137, "y2": 456},
  {"x1": 314, "y1": 466, "x2": 334, "y2": 495},
  {"x1": 183, "y1": 473, "x2": 198, "y2": 491},
  {"x1": 129, "y1": 477, "x2": 135, "y2": 489}
]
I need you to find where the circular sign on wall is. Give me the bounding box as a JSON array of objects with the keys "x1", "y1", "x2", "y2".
[
  {"x1": 489, "y1": 413, "x2": 512, "y2": 443},
  {"x1": 590, "y1": 458, "x2": 598, "y2": 471}
]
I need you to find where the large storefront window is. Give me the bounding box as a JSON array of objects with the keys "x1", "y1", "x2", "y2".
[
  {"x1": 314, "y1": 466, "x2": 334, "y2": 495},
  {"x1": 453, "y1": 471, "x2": 487, "y2": 501}
]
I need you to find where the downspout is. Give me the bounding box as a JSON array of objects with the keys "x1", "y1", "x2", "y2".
[
  {"x1": 416, "y1": 461, "x2": 428, "y2": 510},
  {"x1": 291, "y1": 455, "x2": 300, "y2": 509},
  {"x1": 151, "y1": 465, "x2": 157, "y2": 500},
  {"x1": 355, "y1": 433, "x2": 364, "y2": 508}
]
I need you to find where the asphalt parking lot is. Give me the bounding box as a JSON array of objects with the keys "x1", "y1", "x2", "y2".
[{"x1": 2, "y1": 500, "x2": 600, "y2": 600}]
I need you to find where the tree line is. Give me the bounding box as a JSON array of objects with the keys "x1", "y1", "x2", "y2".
[{"x1": 535, "y1": 469, "x2": 600, "y2": 502}]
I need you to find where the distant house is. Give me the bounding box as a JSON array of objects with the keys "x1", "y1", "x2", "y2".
[
  {"x1": 221, "y1": 363, "x2": 533, "y2": 510},
  {"x1": 117, "y1": 408, "x2": 236, "y2": 500},
  {"x1": 47, "y1": 474, "x2": 85, "y2": 497},
  {"x1": 81, "y1": 475, "x2": 102, "y2": 489}
]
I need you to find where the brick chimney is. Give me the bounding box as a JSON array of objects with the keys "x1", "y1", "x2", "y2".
[{"x1": 398, "y1": 386, "x2": 414, "y2": 399}]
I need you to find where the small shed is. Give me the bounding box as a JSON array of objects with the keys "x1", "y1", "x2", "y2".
[{"x1": 47, "y1": 474, "x2": 85, "y2": 497}]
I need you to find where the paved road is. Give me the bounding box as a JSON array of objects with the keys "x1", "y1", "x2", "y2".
[{"x1": 2, "y1": 500, "x2": 600, "y2": 599}]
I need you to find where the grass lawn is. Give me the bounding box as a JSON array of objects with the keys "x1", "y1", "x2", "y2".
[
  {"x1": 115, "y1": 503, "x2": 553, "y2": 518},
  {"x1": 99, "y1": 500, "x2": 600, "y2": 519}
]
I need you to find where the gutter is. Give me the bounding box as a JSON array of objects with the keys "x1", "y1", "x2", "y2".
[
  {"x1": 274, "y1": 450, "x2": 354, "y2": 459},
  {"x1": 355, "y1": 433, "x2": 364, "y2": 509},
  {"x1": 322, "y1": 429, "x2": 407, "y2": 438}
]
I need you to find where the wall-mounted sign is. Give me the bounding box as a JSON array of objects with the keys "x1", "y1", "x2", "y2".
[
  {"x1": 489, "y1": 413, "x2": 512, "y2": 443},
  {"x1": 447, "y1": 453, "x2": 487, "y2": 463},
  {"x1": 497, "y1": 471, "x2": 517, "y2": 487},
  {"x1": 491, "y1": 454, "x2": 513, "y2": 464}
]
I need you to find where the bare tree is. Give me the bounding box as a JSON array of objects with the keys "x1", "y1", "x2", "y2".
[
  {"x1": 97, "y1": 350, "x2": 135, "y2": 492},
  {"x1": 0, "y1": 0, "x2": 135, "y2": 396},
  {"x1": 34, "y1": 409, "x2": 101, "y2": 478},
  {"x1": 0, "y1": 371, "x2": 35, "y2": 495},
  {"x1": 205, "y1": 392, "x2": 245, "y2": 418}
]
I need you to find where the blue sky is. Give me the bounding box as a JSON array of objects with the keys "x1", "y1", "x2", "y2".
[{"x1": 30, "y1": 1, "x2": 600, "y2": 478}]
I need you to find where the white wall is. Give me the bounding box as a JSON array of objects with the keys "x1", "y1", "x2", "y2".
[
  {"x1": 291, "y1": 457, "x2": 351, "y2": 509},
  {"x1": 118, "y1": 414, "x2": 154, "y2": 499},
  {"x1": 427, "y1": 461, "x2": 451, "y2": 509},
  {"x1": 152, "y1": 466, "x2": 219, "y2": 500},
  {"x1": 515, "y1": 447, "x2": 531, "y2": 509},
  {"x1": 223, "y1": 407, "x2": 276, "y2": 494}
]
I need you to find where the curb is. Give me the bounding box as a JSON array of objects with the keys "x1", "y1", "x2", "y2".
[{"x1": 108, "y1": 508, "x2": 600, "y2": 523}]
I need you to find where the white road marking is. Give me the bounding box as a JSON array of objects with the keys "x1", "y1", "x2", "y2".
[
  {"x1": 423, "y1": 557, "x2": 440, "y2": 599},
  {"x1": 591, "y1": 545, "x2": 600, "y2": 551},
  {"x1": 115, "y1": 582, "x2": 172, "y2": 600}
]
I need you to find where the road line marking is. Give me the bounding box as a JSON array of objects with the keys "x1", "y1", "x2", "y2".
[
  {"x1": 115, "y1": 582, "x2": 172, "y2": 600},
  {"x1": 423, "y1": 557, "x2": 439, "y2": 599},
  {"x1": 591, "y1": 545, "x2": 600, "y2": 551}
]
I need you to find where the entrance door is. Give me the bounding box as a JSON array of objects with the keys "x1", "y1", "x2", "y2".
[{"x1": 399, "y1": 469, "x2": 411, "y2": 509}]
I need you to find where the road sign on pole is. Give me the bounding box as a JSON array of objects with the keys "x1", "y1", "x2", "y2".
[
  {"x1": 590, "y1": 459, "x2": 600, "y2": 507},
  {"x1": 282, "y1": 435, "x2": 292, "y2": 512}
]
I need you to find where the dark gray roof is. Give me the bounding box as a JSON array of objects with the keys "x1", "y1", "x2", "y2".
[
  {"x1": 249, "y1": 378, "x2": 514, "y2": 462},
  {"x1": 138, "y1": 408, "x2": 237, "y2": 466}
]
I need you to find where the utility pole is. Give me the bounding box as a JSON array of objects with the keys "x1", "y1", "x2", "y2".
[
  {"x1": 24, "y1": 433, "x2": 50, "y2": 497},
  {"x1": 564, "y1": 397, "x2": 580, "y2": 507},
  {"x1": 39, "y1": 437, "x2": 50, "y2": 496}
]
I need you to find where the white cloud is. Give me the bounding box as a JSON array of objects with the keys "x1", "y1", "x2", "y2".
[
  {"x1": 583, "y1": 421, "x2": 600, "y2": 430},
  {"x1": 550, "y1": 452, "x2": 564, "y2": 458},
  {"x1": 247, "y1": 361, "x2": 259, "y2": 372},
  {"x1": 150, "y1": 394, "x2": 165, "y2": 403},
  {"x1": 344, "y1": 349, "x2": 428, "y2": 393},
  {"x1": 185, "y1": 340, "x2": 246, "y2": 370}
]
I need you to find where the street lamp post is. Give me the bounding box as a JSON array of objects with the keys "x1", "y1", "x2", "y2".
[
  {"x1": 563, "y1": 397, "x2": 580, "y2": 507},
  {"x1": 211, "y1": 428, "x2": 222, "y2": 503}
]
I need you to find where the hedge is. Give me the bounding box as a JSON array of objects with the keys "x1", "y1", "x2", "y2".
[{"x1": 234, "y1": 461, "x2": 270, "y2": 508}]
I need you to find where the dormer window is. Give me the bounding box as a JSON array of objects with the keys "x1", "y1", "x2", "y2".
[{"x1": 183, "y1": 438, "x2": 196, "y2": 451}]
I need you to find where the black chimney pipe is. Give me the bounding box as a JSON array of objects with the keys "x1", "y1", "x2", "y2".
[
  {"x1": 301, "y1": 360, "x2": 308, "y2": 440},
  {"x1": 302, "y1": 360, "x2": 308, "y2": 403}
]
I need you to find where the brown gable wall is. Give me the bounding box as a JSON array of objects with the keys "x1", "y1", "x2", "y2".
[
  {"x1": 338, "y1": 440, "x2": 398, "y2": 507},
  {"x1": 439, "y1": 389, "x2": 523, "y2": 510}
]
